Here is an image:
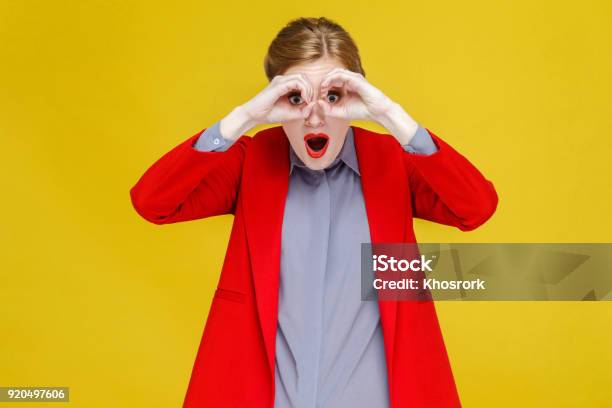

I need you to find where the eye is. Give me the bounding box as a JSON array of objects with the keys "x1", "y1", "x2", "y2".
[
  {"x1": 326, "y1": 90, "x2": 341, "y2": 104},
  {"x1": 288, "y1": 92, "x2": 304, "y2": 105}
]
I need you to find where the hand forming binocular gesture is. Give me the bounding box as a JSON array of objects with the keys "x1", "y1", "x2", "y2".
[{"x1": 241, "y1": 68, "x2": 397, "y2": 125}]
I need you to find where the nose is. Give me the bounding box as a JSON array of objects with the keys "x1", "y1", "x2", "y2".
[{"x1": 305, "y1": 99, "x2": 326, "y2": 128}]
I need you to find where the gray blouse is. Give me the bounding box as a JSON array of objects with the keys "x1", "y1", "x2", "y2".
[{"x1": 194, "y1": 121, "x2": 437, "y2": 407}]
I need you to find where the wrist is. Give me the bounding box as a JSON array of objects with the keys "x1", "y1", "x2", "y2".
[
  {"x1": 219, "y1": 105, "x2": 257, "y2": 141},
  {"x1": 377, "y1": 102, "x2": 418, "y2": 146}
]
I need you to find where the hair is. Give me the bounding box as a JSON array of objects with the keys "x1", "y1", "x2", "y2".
[{"x1": 263, "y1": 17, "x2": 365, "y2": 81}]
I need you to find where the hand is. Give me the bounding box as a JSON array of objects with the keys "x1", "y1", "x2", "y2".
[
  {"x1": 318, "y1": 68, "x2": 419, "y2": 145},
  {"x1": 241, "y1": 74, "x2": 315, "y2": 125},
  {"x1": 318, "y1": 68, "x2": 396, "y2": 122}
]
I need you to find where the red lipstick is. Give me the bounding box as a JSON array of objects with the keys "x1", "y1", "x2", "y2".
[{"x1": 303, "y1": 133, "x2": 330, "y2": 158}]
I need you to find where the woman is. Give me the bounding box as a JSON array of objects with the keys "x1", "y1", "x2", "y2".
[{"x1": 130, "y1": 16, "x2": 498, "y2": 408}]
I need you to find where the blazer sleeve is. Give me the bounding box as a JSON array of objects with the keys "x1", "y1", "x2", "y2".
[
  {"x1": 129, "y1": 128, "x2": 250, "y2": 224},
  {"x1": 403, "y1": 128, "x2": 498, "y2": 231}
]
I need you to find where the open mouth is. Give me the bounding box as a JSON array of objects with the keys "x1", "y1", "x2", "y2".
[{"x1": 304, "y1": 133, "x2": 330, "y2": 158}]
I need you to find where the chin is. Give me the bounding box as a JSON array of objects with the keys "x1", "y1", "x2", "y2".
[{"x1": 301, "y1": 156, "x2": 333, "y2": 170}]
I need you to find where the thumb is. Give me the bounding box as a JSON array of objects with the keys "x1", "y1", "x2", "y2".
[
  {"x1": 317, "y1": 99, "x2": 331, "y2": 115},
  {"x1": 302, "y1": 101, "x2": 315, "y2": 118}
]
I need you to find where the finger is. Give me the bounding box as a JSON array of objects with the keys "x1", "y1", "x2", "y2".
[
  {"x1": 277, "y1": 74, "x2": 313, "y2": 103},
  {"x1": 320, "y1": 68, "x2": 342, "y2": 89},
  {"x1": 318, "y1": 99, "x2": 331, "y2": 117},
  {"x1": 274, "y1": 79, "x2": 310, "y2": 104},
  {"x1": 326, "y1": 98, "x2": 353, "y2": 120},
  {"x1": 321, "y1": 67, "x2": 346, "y2": 81},
  {"x1": 320, "y1": 78, "x2": 348, "y2": 99},
  {"x1": 268, "y1": 105, "x2": 303, "y2": 123},
  {"x1": 321, "y1": 72, "x2": 353, "y2": 91},
  {"x1": 321, "y1": 68, "x2": 355, "y2": 85},
  {"x1": 289, "y1": 78, "x2": 312, "y2": 104},
  {"x1": 297, "y1": 74, "x2": 314, "y2": 103},
  {"x1": 321, "y1": 71, "x2": 366, "y2": 95},
  {"x1": 301, "y1": 101, "x2": 315, "y2": 118},
  {"x1": 317, "y1": 99, "x2": 341, "y2": 119}
]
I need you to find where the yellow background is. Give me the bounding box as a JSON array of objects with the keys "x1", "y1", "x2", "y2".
[{"x1": 1, "y1": 0, "x2": 611, "y2": 406}]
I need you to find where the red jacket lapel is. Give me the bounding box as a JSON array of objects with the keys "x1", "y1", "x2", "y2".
[
  {"x1": 241, "y1": 126, "x2": 290, "y2": 382},
  {"x1": 353, "y1": 125, "x2": 410, "y2": 382}
]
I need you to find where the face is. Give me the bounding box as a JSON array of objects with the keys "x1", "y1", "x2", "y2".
[{"x1": 281, "y1": 56, "x2": 350, "y2": 170}]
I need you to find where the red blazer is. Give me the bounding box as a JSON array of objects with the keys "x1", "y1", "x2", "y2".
[{"x1": 130, "y1": 125, "x2": 498, "y2": 407}]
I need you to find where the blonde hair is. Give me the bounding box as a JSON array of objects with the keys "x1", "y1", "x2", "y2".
[{"x1": 263, "y1": 17, "x2": 365, "y2": 81}]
